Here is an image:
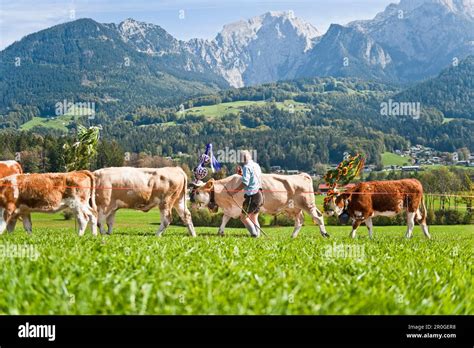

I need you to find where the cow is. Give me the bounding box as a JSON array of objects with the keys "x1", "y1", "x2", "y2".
[
  {"x1": 0, "y1": 171, "x2": 97, "y2": 236},
  {"x1": 0, "y1": 160, "x2": 23, "y2": 177},
  {"x1": 94, "y1": 167, "x2": 196, "y2": 237},
  {"x1": 189, "y1": 173, "x2": 329, "y2": 238},
  {"x1": 323, "y1": 179, "x2": 431, "y2": 239},
  {"x1": 0, "y1": 161, "x2": 28, "y2": 229}
]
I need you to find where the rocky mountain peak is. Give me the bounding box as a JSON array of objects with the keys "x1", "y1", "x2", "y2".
[
  {"x1": 398, "y1": 0, "x2": 473, "y2": 16},
  {"x1": 216, "y1": 11, "x2": 320, "y2": 51}
]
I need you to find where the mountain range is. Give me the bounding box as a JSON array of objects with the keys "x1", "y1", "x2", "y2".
[{"x1": 0, "y1": 0, "x2": 473, "y2": 113}]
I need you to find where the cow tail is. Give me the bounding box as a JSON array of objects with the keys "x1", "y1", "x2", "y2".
[
  {"x1": 84, "y1": 170, "x2": 97, "y2": 212},
  {"x1": 17, "y1": 162, "x2": 23, "y2": 174},
  {"x1": 181, "y1": 168, "x2": 188, "y2": 212},
  {"x1": 420, "y1": 194, "x2": 427, "y2": 224}
]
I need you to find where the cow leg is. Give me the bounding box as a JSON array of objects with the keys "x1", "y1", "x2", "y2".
[
  {"x1": 350, "y1": 220, "x2": 362, "y2": 239},
  {"x1": 405, "y1": 212, "x2": 416, "y2": 239},
  {"x1": 98, "y1": 207, "x2": 116, "y2": 235},
  {"x1": 156, "y1": 206, "x2": 172, "y2": 237},
  {"x1": 420, "y1": 221, "x2": 431, "y2": 239},
  {"x1": 97, "y1": 211, "x2": 106, "y2": 235},
  {"x1": 0, "y1": 207, "x2": 14, "y2": 235},
  {"x1": 175, "y1": 199, "x2": 196, "y2": 237},
  {"x1": 6, "y1": 215, "x2": 18, "y2": 233},
  {"x1": 308, "y1": 206, "x2": 330, "y2": 238},
  {"x1": 90, "y1": 212, "x2": 98, "y2": 236},
  {"x1": 22, "y1": 213, "x2": 33, "y2": 234},
  {"x1": 218, "y1": 214, "x2": 231, "y2": 236},
  {"x1": 83, "y1": 206, "x2": 98, "y2": 237},
  {"x1": 0, "y1": 209, "x2": 6, "y2": 234},
  {"x1": 74, "y1": 209, "x2": 89, "y2": 236},
  {"x1": 241, "y1": 215, "x2": 259, "y2": 237},
  {"x1": 106, "y1": 210, "x2": 117, "y2": 235},
  {"x1": 365, "y1": 217, "x2": 374, "y2": 239},
  {"x1": 416, "y1": 208, "x2": 431, "y2": 239},
  {"x1": 74, "y1": 201, "x2": 97, "y2": 236},
  {"x1": 291, "y1": 211, "x2": 304, "y2": 239}
]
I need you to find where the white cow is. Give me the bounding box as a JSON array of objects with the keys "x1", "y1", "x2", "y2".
[
  {"x1": 190, "y1": 173, "x2": 329, "y2": 238},
  {"x1": 94, "y1": 167, "x2": 196, "y2": 237}
]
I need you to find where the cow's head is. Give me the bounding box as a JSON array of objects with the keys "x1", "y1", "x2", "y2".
[
  {"x1": 323, "y1": 191, "x2": 350, "y2": 217},
  {"x1": 189, "y1": 179, "x2": 218, "y2": 213}
]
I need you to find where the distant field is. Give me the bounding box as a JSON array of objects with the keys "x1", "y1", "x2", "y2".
[
  {"x1": 20, "y1": 106, "x2": 94, "y2": 132},
  {"x1": 381, "y1": 152, "x2": 411, "y2": 166},
  {"x1": 181, "y1": 100, "x2": 310, "y2": 118},
  {"x1": 0, "y1": 210, "x2": 471, "y2": 315}
]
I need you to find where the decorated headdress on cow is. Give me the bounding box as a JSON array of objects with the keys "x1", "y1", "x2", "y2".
[
  {"x1": 192, "y1": 143, "x2": 221, "y2": 185},
  {"x1": 323, "y1": 153, "x2": 365, "y2": 210}
]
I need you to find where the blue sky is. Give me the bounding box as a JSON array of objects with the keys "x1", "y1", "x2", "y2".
[{"x1": 0, "y1": 0, "x2": 396, "y2": 49}]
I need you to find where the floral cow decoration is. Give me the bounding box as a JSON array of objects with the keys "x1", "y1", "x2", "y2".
[{"x1": 323, "y1": 153, "x2": 365, "y2": 221}]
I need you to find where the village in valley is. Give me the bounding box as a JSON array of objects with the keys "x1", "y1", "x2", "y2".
[{"x1": 268, "y1": 145, "x2": 474, "y2": 181}]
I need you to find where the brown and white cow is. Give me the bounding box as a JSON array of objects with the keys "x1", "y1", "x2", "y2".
[
  {"x1": 324, "y1": 179, "x2": 431, "y2": 239},
  {"x1": 0, "y1": 161, "x2": 28, "y2": 229},
  {"x1": 190, "y1": 173, "x2": 329, "y2": 238},
  {"x1": 94, "y1": 167, "x2": 196, "y2": 237},
  {"x1": 0, "y1": 171, "x2": 97, "y2": 236},
  {"x1": 0, "y1": 160, "x2": 23, "y2": 178}
]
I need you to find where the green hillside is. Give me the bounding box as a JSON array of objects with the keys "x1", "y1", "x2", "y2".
[
  {"x1": 182, "y1": 100, "x2": 310, "y2": 118},
  {"x1": 0, "y1": 18, "x2": 225, "y2": 116},
  {"x1": 381, "y1": 152, "x2": 411, "y2": 166},
  {"x1": 395, "y1": 56, "x2": 474, "y2": 119},
  {"x1": 21, "y1": 105, "x2": 95, "y2": 132}
]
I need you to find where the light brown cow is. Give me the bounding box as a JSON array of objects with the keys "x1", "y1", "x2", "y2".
[
  {"x1": 0, "y1": 160, "x2": 23, "y2": 178},
  {"x1": 0, "y1": 171, "x2": 97, "y2": 236},
  {"x1": 0, "y1": 161, "x2": 29, "y2": 231},
  {"x1": 94, "y1": 167, "x2": 196, "y2": 237},
  {"x1": 324, "y1": 179, "x2": 431, "y2": 239},
  {"x1": 190, "y1": 173, "x2": 329, "y2": 238}
]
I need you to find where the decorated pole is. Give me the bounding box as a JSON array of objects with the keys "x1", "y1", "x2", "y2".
[{"x1": 192, "y1": 143, "x2": 222, "y2": 184}]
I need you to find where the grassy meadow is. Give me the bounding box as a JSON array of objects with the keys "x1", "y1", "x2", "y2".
[{"x1": 0, "y1": 210, "x2": 472, "y2": 315}]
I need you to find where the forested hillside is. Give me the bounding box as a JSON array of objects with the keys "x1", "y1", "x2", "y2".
[
  {"x1": 395, "y1": 56, "x2": 474, "y2": 119},
  {"x1": 1, "y1": 65, "x2": 472, "y2": 172},
  {"x1": 0, "y1": 18, "x2": 226, "y2": 116}
]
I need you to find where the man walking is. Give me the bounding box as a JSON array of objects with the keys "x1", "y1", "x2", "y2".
[{"x1": 230, "y1": 150, "x2": 263, "y2": 237}]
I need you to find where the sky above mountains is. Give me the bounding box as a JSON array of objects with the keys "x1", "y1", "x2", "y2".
[{"x1": 0, "y1": 0, "x2": 394, "y2": 50}]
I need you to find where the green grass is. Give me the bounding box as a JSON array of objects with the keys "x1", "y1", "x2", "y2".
[
  {"x1": 182, "y1": 100, "x2": 310, "y2": 118},
  {"x1": 20, "y1": 106, "x2": 95, "y2": 132},
  {"x1": 381, "y1": 152, "x2": 411, "y2": 166},
  {"x1": 0, "y1": 210, "x2": 472, "y2": 315}
]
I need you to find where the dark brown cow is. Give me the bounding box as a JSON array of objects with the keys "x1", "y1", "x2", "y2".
[
  {"x1": 0, "y1": 171, "x2": 97, "y2": 236},
  {"x1": 324, "y1": 179, "x2": 431, "y2": 239}
]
